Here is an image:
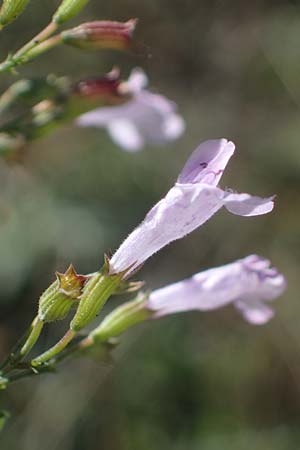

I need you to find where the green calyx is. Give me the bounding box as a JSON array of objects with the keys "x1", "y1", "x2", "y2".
[
  {"x1": 90, "y1": 294, "x2": 151, "y2": 343},
  {"x1": 38, "y1": 280, "x2": 76, "y2": 322},
  {"x1": 53, "y1": 0, "x2": 90, "y2": 25},
  {"x1": 70, "y1": 270, "x2": 122, "y2": 332},
  {"x1": 0, "y1": 0, "x2": 31, "y2": 27},
  {"x1": 38, "y1": 265, "x2": 89, "y2": 323}
]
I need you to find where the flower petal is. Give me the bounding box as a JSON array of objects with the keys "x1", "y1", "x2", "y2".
[
  {"x1": 234, "y1": 299, "x2": 275, "y2": 325},
  {"x1": 163, "y1": 113, "x2": 186, "y2": 140},
  {"x1": 127, "y1": 67, "x2": 148, "y2": 93},
  {"x1": 109, "y1": 184, "x2": 224, "y2": 274},
  {"x1": 76, "y1": 68, "x2": 185, "y2": 150},
  {"x1": 223, "y1": 192, "x2": 275, "y2": 216},
  {"x1": 146, "y1": 255, "x2": 286, "y2": 324},
  {"x1": 107, "y1": 119, "x2": 144, "y2": 151},
  {"x1": 110, "y1": 139, "x2": 275, "y2": 274},
  {"x1": 177, "y1": 139, "x2": 235, "y2": 186}
]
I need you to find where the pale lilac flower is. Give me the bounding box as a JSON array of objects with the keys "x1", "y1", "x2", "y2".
[
  {"x1": 109, "y1": 139, "x2": 274, "y2": 275},
  {"x1": 147, "y1": 255, "x2": 286, "y2": 324},
  {"x1": 76, "y1": 68, "x2": 185, "y2": 151}
]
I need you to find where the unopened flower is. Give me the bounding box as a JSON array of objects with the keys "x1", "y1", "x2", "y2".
[
  {"x1": 147, "y1": 255, "x2": 286, "y2": 324},
  {"x1": 109, "y1": 139, "x2": 274, "y2": 276},
  {"x1": 73, "y1": 68, "x2": 128, "y2": 105},
  {"x1": 90, "y1": 255, "x2": 286, "y2": 342},
  {"x1": 76, "y1": 68, "x2": 185, "y2": 151},
  {"x1": 62, "y1": 19, "x2": 137, "y2": 50}
]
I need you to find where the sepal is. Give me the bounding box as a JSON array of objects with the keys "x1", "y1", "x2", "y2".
[
  {"x1": 0, "y1": 0, "x2": 31, "y2": 28},
  {"x1": 90, "y1": 292, "x2": 151, "y2": 342},
  {"x1": 38, "y1": 265, "x2": 88, "y2": 322},
  {"x1": 53, "y1": 0, "x2": 89, "y2": 25},
  {"x1": 56, "y1": 264, "x2": 90, "y2": 298}
]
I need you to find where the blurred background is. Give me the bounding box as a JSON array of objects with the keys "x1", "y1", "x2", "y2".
[{"x1": 0, "y1": 0, "x2": 299, "y2": 448}]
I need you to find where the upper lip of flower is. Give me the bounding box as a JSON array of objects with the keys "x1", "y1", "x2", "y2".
[{"x1": 109, "y1": 138, "x2": 275, "y2": 276}]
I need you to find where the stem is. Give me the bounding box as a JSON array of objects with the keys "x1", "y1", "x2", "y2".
[
  {"x1": 19, "y1": 318, "x2": 43, "y2": 358},
  {"x1": 0, "y1": 316, "x2": 41, "y2": 372},
  {"x1": 0, "y1": 31, "x2": 61, "y2": 73},
  {"x1": 16, "y1": 35, "x2": 62, "y2": 63},
  {"x1": 12, "y1": 21, "x2": 58, "y2": 61},
  {"x1": 7, "y1": 365, "x2": 54, "y2": 384},
  {"x1": 31, "y1": 329, "x2": 76, "y2": 366}
]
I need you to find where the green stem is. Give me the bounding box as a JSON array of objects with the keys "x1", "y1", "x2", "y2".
[
  {"x1": 0, "y1": 316, "x2": 42, "y2": 372},
  {"x1": 12, "y1": 21, "x2": 58, "y2": 61},
  {"x1": 0, "y1": 34, "x2": 62, "y2": 73},
  {"x1": 31, "y1": 329, "x2": 76, "y2": 366},
  {"x1": 6, "y1": 364, "x2": 54, "y2": 384},
  {"x1": 19, "y1": 317, "x2": 44, "y2": 358},
  {"x1": 17, "y1": 34, "x2": 62, "y2": 63}
]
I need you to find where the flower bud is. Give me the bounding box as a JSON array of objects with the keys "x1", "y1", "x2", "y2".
[
  {"x1": 75, "y1": 69, "x2": 123, "y2": 96},
  {"x1": 90, "y1": 294, "x2": 150, "y2": 343},
  {"x1": 0, "y1": 0, "x2": 31, "y2": 28},
  {"x1": 52, "y1": 0, "x2": 89, "y2": 25},
  {"x1": 71, "y1": 69, "x2": 130, "y2": 112},
  {"x1": 38, "y1": 265, "x2": 88, "y2": 322},
  {"x1": 61, "y1": 19, "x2": 137, "y2": 50}
]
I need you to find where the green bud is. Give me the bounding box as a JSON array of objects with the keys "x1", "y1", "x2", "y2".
[
  {"x1": 38, "y1": 265, "x2": 89, "y2": 322},
  {"x1": 0, "y1": 0, "x2": 31, "y2": 28},
  {"x1": 90, "y1": 295, "x2": 150, "y2": 343},
  {"x1": 70, "y1": 268, "x2": 122, "y2": 332},
  {"x1": 53, "y1": 0, "x2": 89, "y2": 25}
]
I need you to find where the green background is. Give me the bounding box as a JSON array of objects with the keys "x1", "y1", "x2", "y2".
[{"x1": 0, "y1": 0, "x2": 299, "y2": 449}]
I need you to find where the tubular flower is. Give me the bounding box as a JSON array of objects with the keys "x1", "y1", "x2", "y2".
[
  {"x1": 147, "y1": 255, "x2": 286, "y2": 324},
  {"x1": 90, "y1": 256, "x2": 286, "y2": 343},
  {"x1": 76, "y1": 68, "x2": 185, "y2": 151},
  {"x1": 109, "y1": 139, "x2": 274, "y2": 276}
]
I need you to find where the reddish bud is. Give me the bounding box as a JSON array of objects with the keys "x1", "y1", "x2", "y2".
[
  {"x1": 61, "y1": 19, "x2": 137, "y2": 51},
  {"x1": 73, "y1": 68, "x2": 129, "y2": 105},
  {"x1": 56, "y1": 264, "x2": 89, "y2": 299}
]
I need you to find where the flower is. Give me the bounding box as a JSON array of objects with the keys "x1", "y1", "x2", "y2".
[
  {"x1": 109, "y1": 139, "x2": 274, "y2": 276},
  {"x1": 90, "y1": 256, "x2": 286, "y2": 342},
  {"x1": 147, "y1": 255, "x2": 286, "y2": 324},
  {"x1": 76, "y1": 68, "x2": 185, "y2": 151}
]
